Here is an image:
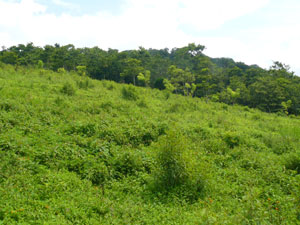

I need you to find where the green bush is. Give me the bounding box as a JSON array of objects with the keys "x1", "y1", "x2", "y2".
[
  {"x1": 224, "y1": 131, "x2": 241, "y2": 148},
  {"x1": 137, "y1": 99, "x2": 148, "y2": 108},
  {"x1": 65, "y1": 123, "x2": 97, "y2": 137},
  {"x1": 166, "y1": 103, "x2": 182, "y2": 113},
  {"x1": 110, "y1": 148, "x2": 144, "y2": 178},
  {"x1": 285, "y1": 154, "x2": 300, "y2": 174},
  {"x1": 76, "y1": 79, "x2": 94, "y2": 89},
  {"x1": 83, "y1": 159, "x2": 108, "y2": 185},
  {"x1": 60, "y1": 82, "x2": 76, "y2": 96},
  {"x1": 121, "y1": 85, "x2": 139, "y2": 101},
  {"x1": 0, "y1": 101, "x2": 15, "y2": 112},
  {"x1": 263, "y1": 134, "x2": 294, "y2": 154},
  {"x1": 151, "y1": 130, "x2": 204, "y2": 201},
  {"x1": 57, "y1": 67, "x2": 66, "y2": 74}
]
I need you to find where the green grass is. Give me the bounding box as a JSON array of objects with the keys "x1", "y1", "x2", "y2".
[{"x1": 0, "y1": 64, "x2": 299, "y2": 224}]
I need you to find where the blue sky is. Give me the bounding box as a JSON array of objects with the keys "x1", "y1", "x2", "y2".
[{"x1": 0, "y1": 0, "x2": 300, "y2": 74}]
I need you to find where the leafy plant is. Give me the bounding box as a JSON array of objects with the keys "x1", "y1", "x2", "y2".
[
  {"x1": 224, "y1": 131, "x2": 241, "y2": 148},
  {"x1": 76, "y1": 79, "x2": 94, "y2": 89},
  {"x1": 60, "y1": 82, "x2": 76, "y2": 96},
  {"x1": 151, "y1": 130, "x2": 204, "y2": 201},
  {"x1": 121, "y1": 85, "x2": 139, "y2": 101},
  {"x1": 285, "y1": 154, "x2": 300, "y2": 174}
]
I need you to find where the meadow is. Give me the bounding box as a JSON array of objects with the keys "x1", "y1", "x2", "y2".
[{"x1": 0, "y1": 64, "x2": 299, "y2": 224}]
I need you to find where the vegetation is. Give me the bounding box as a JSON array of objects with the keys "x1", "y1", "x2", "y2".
[
  {"x1": 1, "y1": 43, "x2": 300, "y2": 115},
  {"x1": 0, "y1": 63, "x2": 299, "y2": 224}
]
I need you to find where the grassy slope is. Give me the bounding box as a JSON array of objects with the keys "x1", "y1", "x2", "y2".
[{"x1": 0, "y1": 65, "x2": 299, "y2": 224}]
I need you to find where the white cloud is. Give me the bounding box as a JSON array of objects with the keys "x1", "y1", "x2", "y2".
[
  {"x1": 52, "y1": 0, "x2": 79, "y2": 10},
  {"x1": 0, "y1": 32, "x2": 14, "y2": 48},
  {"x1": 0, "y1": 0, "x2": 46, "y2": 27},
  {"x1": 0, "y1": 0, "x2": 270, "y2": 47},
  {"x1": 1, "y1": 0, "x2": 300, "y2": 74}
]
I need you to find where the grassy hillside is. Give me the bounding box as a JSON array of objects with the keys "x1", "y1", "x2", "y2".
[{"x1": 0, "y1": 65, "x2": 299, "y2": 224}]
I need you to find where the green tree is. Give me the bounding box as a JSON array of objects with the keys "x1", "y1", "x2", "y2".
[
  {"x1": 37, "y1": 60, "x2": 44, "y2": 69},
  {"x1": 0, "y1": 51, "x2": 18, "y2": 65},
  {"x1": 168, "y1": 65, "x2": 195, "y2": 95},
  {"x1": 281, "y1": 100, "x2": 292, "y2": 115},
  {"x1": 120, "y1": 58, "x2": 144, "y2": 85},
  {"x1": 163, "y1": 79, "x2": 175, "y2": 93},
  {"x1": 76, "y1": 65, "x2": 87, "y2": 76},
  {"x1": 269, "y1": 61, "x2": 294, "y2": 78},
  {"x1": 219, "y1": 87, "x2": 240, "y2": 105},
  {"x1": 250, "y1": 76, "x2": 286, "y2": 112},
  {"x1": 137, "y1": 70, "x2": 151, "y2": 86}
]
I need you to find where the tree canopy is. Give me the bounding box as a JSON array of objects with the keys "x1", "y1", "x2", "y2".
[{"x1": 1, "y1": 42, "x2": 300, "y2": 115}]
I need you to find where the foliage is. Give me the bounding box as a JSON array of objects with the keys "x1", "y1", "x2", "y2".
[
  {"x1": 76, "y1": 78, "x2": 94, "y2": 90},
  {"x1": 0, "y1": 64, "x2": 299, "y2": 224},
  {"x1": 163, "y1": 79, "x2": 175, "y2": 93},
  {"x1": 120, "y1": 58, "x2": 144, "y2": 85},
  {"x1": 76, "y1": 65, "x2": 87, "y2": 76},
  {"x1": 60, "y1": 82, "x2": 76, "y2": 96},
  {"x1": 57, "y1": 67, "x2": 66, "y2": 74},
  {"x1": 37, "y1": 60, "x2": 44, "y2": 69},
  {"x1": 0, "y1": 43, "x2": 299, "y2": 115},
  {"x1": 137, "y1": 70, "x2": 151, "y2": 86},
  {"x1": 121, "y1": 85, "x2": 139, "y2": 101},
  {"x1": 151, "y1": 130, "x2": 204, "y2": 201}
]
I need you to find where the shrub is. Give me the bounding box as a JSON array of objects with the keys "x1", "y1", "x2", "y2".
[
  {"x1": 166, "y1": 103, "x2": 182, "y2": 113},
  {"x1": 110, "y1": 148, "x2": 144, "y2": 178},
  {"x1": 60, "y1": 82, "x2": 76, "y2": 96},
  {"x1": 37, "y1": 60, "x2": 44, "y2": 69},
  {"x1": 39, "y1": 69, "x2": 46, "y2": 75},
  {"x1": 83, "y1": 159, "x2": 108, "y2": 185},
  {"x1": 0, "y1": 101, "x2": 14, "y2": 112},
  {"x1": 151, "y1": 130, "x2": 204, "y2": 202},
  {"x1": 76, "y1": 79, "x2": 94, "y2": 90},
  {"x1": 76, "y1": 65, "x2": 86, "y2": 76},
  {"x1": 263, "y1": 134, "x2": 294, "y2": 154},
  {"x1": 57, "y1": 67, "x2": 66, "y2": 74},
  {"x1": 121, "y1": 85, "x2": 139, "y2": 101},
  {"x1": 65, "y1": 123, "x2": 97, "y2": 137},
  {"x1": 107, "y1": 83, "x2": 115, "y2": 90},
  {"x1": 137, "y1": 99, "x2": 148, "y2": 108},
  {"x1": 224, "y1": 131, "x2": 240, "y2": 148},
  {"x1": 285, "y1": 154, "x2": 300, "y2": 174}
]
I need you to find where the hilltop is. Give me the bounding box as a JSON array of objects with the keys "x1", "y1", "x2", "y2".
[
  {"x1": 0, "y1": 64, "x2": 299, "y2": 224},
  {"x1": 1, "y1": 43, "x2": 300, "y2": 115}
]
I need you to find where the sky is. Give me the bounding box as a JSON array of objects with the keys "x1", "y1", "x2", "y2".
[{"x1": 0, "y1": 0, "x2": 300, "y2": 74}]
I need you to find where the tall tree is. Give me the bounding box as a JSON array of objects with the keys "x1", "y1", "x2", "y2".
[{"x1": 120, "y1": 58, "x2": 144, "y2": 85}]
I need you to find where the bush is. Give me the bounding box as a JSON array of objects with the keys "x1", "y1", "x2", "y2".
[
  {"x1": 76, "y1": 66, "x2": 86, "y2": 76},
  {"x1": 285, "y1": 154, "x2": 300, "y2": 174},
  {"x1": 60, "y1": 82, "x2": 76, "y2": 96},
  {"x1": 0, "y1": 101, "x2": 15, "y2": 112},
  {"x1": 76, "y1": 79, "x2": 94, "y2": 90},
  {"x1": 151, "y1": 130, "x2": 204, "y2": 202},
  {"x1": 263, "y1": 134, "x2": 294, "y2": 154},
  {"x1": 224, "y1": 131, "x2": 241, "y2": 148},
  {"x1": 121, "y1": 85, "x2": 139, "y2": 101},
  {"x1": 110, "y1": 147, "x2": 144, "y2": 178},
  {"x1": 57, "y1": 67, "x2": 66, "y2": 74},
  {"x1": 166, "y1": 103, "x2": 182, "y2": 113},
  {"x1": 65, "y1": 123, "x2": 97, "y2": 137},
  {"x1": 137, "y1": 99, "x2": 148, "y2": 108},
  {"x1": 83, "y1": 159, "x2": 108, "y2": 185}
]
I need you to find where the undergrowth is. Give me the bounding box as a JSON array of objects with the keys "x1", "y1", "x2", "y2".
[{"x1": 0, "y1": 65, "x2": 299, "y2": 224}]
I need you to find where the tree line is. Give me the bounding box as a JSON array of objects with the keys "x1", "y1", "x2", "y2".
[{"x1": 1, "y1": 42, "x2": 300, "y2": 115}]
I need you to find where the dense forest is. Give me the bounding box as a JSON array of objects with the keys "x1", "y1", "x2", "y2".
[{"x1": 1, "y1": 43, "x2": 300, "y2": 115}]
